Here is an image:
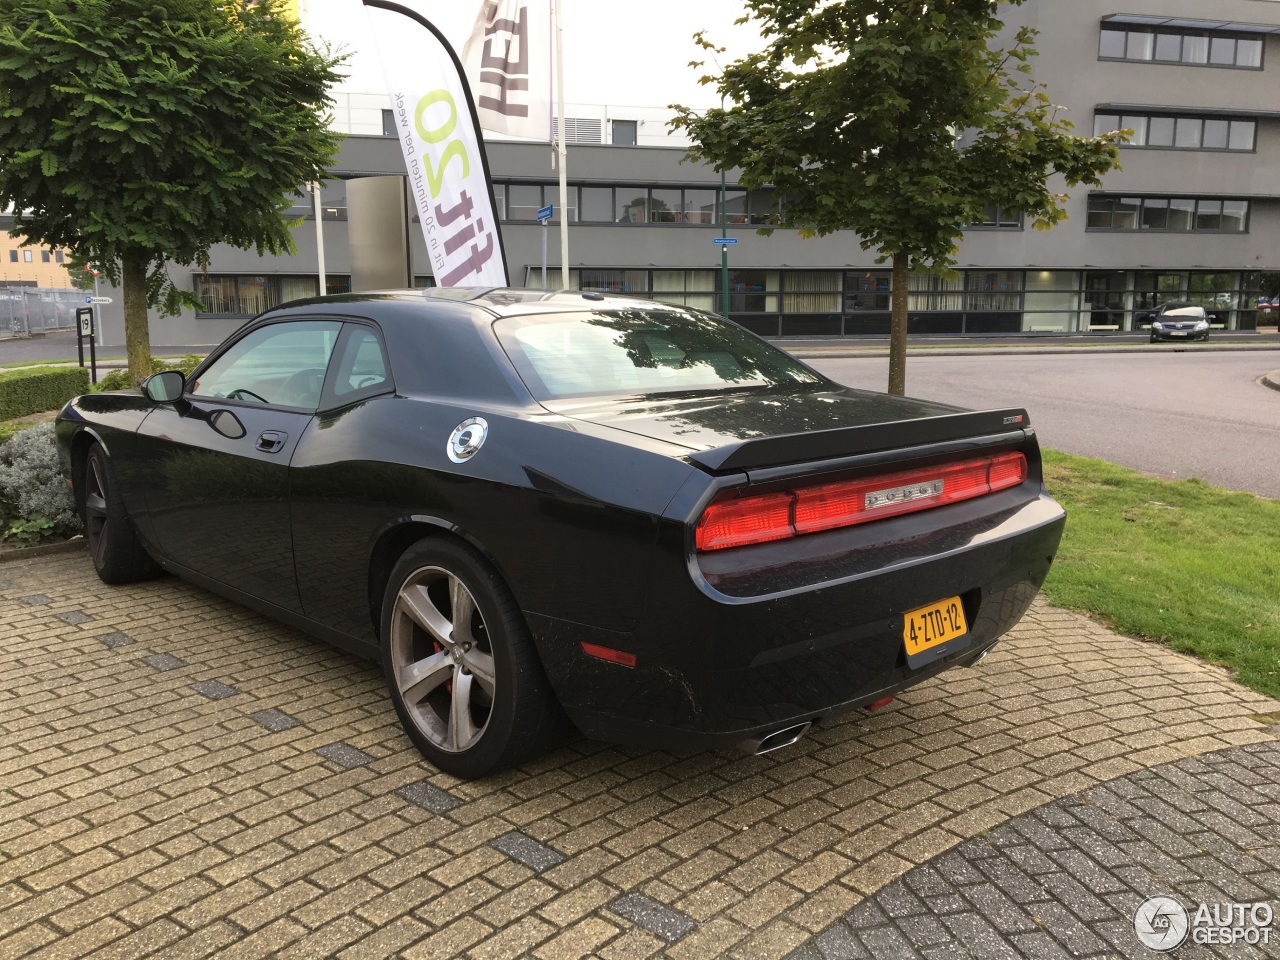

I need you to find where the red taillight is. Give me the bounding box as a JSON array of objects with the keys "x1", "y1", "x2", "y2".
[
  {"x1": 987, "y1": 451, "x2": 1028, "y2": 492},
  {"x1": 694, "y1": 491, "x2": 793, "y2": 551},
  {"x1": 695, "y1": 452, "x2": 1028, "y2": 551}
]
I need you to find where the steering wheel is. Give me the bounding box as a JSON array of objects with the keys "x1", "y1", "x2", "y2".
[
  {"x1": 226, "y1": 388, "x2": 269, "y2": 404},
  {"x1": 278, "y1": 368, "x2": 326, "y2": 407},
  {"x1": 355, "y1": 375, "x2": 383, "y2": 388}
]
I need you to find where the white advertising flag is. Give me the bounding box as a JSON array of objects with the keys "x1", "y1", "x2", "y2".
[
  {"x1": 363, "y1": 0, "x2": 508, "y2": 287},
  {"x1": 462, "y1": 1, "x2": 553, "y2": 141}
]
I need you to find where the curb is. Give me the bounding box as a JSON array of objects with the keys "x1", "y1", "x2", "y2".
[
  {"x1": 1264, "y1": 370, "x2": 1280, "y2": 393},
  {"x1": 0, "y1": 537, "x2": 87, "y2": 564}
]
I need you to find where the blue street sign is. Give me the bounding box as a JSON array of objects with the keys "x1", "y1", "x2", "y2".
[
  {"x1": 537, "y1": 204, "x2": 554, "y2": 221},
  {"x1": 712, "y1": 237, "x2": 739, "y2": 245}
]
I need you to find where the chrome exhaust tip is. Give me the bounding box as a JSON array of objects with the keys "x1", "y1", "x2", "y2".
[{"x1": 739, "y1": 721, "x2": 812, "y2": 756}]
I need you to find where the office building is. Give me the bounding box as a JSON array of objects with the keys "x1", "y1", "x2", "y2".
[{"x1": 97, "y1": 0, "x2": 1280, "y2": 345}]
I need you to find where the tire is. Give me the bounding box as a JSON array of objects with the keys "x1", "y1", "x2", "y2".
[
  {"x1": 81, "y1": 443, "x2": 163, "y2": 585},
  {"x1": 380, "y1": 538, "x2": 566, "y2": 778},
  {"x1": 1149, "y1": 334, "x2": 1158, "y2": 344}
]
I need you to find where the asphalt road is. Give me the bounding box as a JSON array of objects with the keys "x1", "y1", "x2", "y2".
[{"x1": 812, "y1": 350, "x2": 1280, "y2": 499}]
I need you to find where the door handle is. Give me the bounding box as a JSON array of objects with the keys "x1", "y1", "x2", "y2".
[{"x1": 256, "y1": 431, "x2": 287, "y2": 453}]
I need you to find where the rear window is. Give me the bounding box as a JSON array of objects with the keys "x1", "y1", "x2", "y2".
[{"x1": 494, "y1": 308, "x2": 823, "y2": 400}]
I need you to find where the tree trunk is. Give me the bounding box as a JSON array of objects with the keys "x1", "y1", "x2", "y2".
[
  {"x1": 121, "y1": 251, "x2": 152, "y2": 387},
  {"x1": 888, "y1": 250, "x2": 909, "y2": 396}
]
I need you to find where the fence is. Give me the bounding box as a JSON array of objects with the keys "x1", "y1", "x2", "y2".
[{"x1": 0, "y1": 287, "x2": 86, "y2": 339}]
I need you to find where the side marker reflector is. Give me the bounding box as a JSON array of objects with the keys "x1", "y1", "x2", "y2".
[{"x1": 581, "y1": 642, "x2": 637, "y2": 668}]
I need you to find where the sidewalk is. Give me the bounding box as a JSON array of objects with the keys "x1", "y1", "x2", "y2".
[{"x1": 2, "y1": 550, "x2": 1278, "y2": 959}]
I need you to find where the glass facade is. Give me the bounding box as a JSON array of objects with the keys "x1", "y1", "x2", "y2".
[
  {"x1": 520, "y1": 267, "x2": 1266, "y2": 336},
  {"x1": 194, "y1": 275, "x2": 353, "y2": 316},
  {"x1": 492, "y1": 182, "x2": 791, "y2": 227},
  {"x1": 1094, "y1": 112, "x2": 1256, "y2": 152},
  {"x1": 1087, "y1": 196, "x2": 1249, "y2": 233},
  {"x1": 1099, "y1": 26, "x2": 1264, "y2": 69}
]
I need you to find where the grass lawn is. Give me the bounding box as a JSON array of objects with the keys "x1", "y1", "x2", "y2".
[{"x1": 1041, "y1": 449, "x2": 1280, "y2": 701}]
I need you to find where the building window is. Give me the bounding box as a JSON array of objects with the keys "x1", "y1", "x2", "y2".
[
  {"x1": 40, "y1": 250, "x2": 50, "y2": 263},
  {"x1": 381, "y1": 109, "x2": 397, "y2": 137},
  {"x1": 579, "y1": 269, "x2": 648, "y2": 294},
  {"x1": 1087, "y1": 196, "x2": 1248, "y2": 232},
  {"x1": 967, "y1": 205, "x2": 1023, "y2": 229},
  {"x1": 649, "y1": 188, "x2": 681, "y2": 223},
  {"x1": 846, "y1": 271, "x2": 891, "y2": 311},
  {"x1": 611, "y1": 120, "x2": 637, "y2": 146},
  {"x1": 783, "y1": 272, "x2": 842, "y2": 314},
  {"x1": 7, "y1": 250, "x2": 15, "y2": 263},
  {"x1": 579, "y1": 186, "x2": 614, "y2": 222},
  {"x1": 23, "y1": 250, "x2": 32, "y2": 262},
  {"x1": 651, "y1": 270, "x2": 716, "y2": 311},
  {"x1": 1099, "y1": 25, "x2": 1263, "y2": 69},
  {"x1": 501, "y1": 183, "x2": 576, "y2": 223},
  {"x1": 615, "y1": 190, "x2": 649, "y2": 223},
  {"x1": 908, "y1": 273, "x2": 964, "y2": 312},
  {"x1": 194, "y1": 274, "x2": 323, "y2": 316},
  {"x1": 965, "y1": 271, "x2": 1024, "y2": 313},
  {"x1": 727, "y1": 270, "x2": 780, "y2": 313},
  {"x1": 494, "y1": 180, "x2": 774, "y2": 227},
  {"x1": 1095, "y1": 112, "x2": 1255, "y2": 152},
  {"x1": 55, "y1": 251, "x2": 64, "y2": 263},
  {"x1": 719, "y1": 191, "x2": 749, "y2": 225}
]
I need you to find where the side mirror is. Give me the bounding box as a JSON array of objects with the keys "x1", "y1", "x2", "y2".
[{"x1": 142, "y1": 370, "x2": 185, "y2": 404}]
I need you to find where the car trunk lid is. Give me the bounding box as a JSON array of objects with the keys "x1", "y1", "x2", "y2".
[{"x1": 541, "y1": 385, "x2": 1030, "y2": 472}]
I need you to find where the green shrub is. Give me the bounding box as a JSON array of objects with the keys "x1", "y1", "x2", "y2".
[
  {"x1": 93, "y1": 354, "x2": 204, "y2": 393},
  {"x1": 93, "y1": 368, "x2": 133, "y2": 392},
  {"x1": 0, "y1": 366, "x2": 91, "y2": 420},
  {"x1": 159, "y1": 354, "x2": 204, "y2": 376},
  {"x1": 0, "y1": 422, "x2": 79, "y2": 543}
]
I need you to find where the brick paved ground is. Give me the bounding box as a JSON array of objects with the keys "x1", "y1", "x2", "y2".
[
  {"x1": 2, "y1": 550, "x2": 1278, "y2": 960},
  {"x1": 789, "y1": 742, "x2": 1280, "y2": 960}
]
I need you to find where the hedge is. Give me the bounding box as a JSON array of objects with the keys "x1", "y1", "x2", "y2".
[{"x1": 0, "y1": 366, "x2": 91, "y2": 421}]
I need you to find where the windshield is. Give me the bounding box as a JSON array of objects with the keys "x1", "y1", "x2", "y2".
[{"x1": 494, "y1": 308, "x2": 825, "y2": 400}]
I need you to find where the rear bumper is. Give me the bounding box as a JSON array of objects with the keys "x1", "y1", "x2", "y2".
[{"x1": 537, "y1": 493, "x2": 1065, "y2": 751}]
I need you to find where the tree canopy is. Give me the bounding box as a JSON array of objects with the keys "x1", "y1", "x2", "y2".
[
  {"x1": 672, "y1": 0, "x2": 1122, "y2": 395},
  {"x1": 0, "y1": 0, "x2": 344, "y2": 383}
]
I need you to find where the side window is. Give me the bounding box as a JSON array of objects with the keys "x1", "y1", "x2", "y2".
[
  {"x1": 323, "y1": 324, "x2": 393, "y2": 407},
  {"x1": 190, "y1": 320, "x2": 342, "y2": 409}
]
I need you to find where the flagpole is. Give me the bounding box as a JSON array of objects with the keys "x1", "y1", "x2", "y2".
[
  {"x1": 555, "y1": 0, "x2": 569, "y2": 290},
  {"x1": 312, "y1": 182, "x2": 327, "y2": 294}
]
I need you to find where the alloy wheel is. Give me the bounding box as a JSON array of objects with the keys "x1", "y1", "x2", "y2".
[
  {"x1": 389, "y1": 566, "x2": 497, "y2": 753},
  {"x1": 84, "y1": 455, "x2": 110, "y2": 569}
]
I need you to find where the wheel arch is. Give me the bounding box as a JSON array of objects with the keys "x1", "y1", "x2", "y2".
[
  {"x1": 68, "y1": 427, "x2": 108, "y2": 517},
  {"x1": 366, "y1": 516, "x2": 511, "y2": 642}
]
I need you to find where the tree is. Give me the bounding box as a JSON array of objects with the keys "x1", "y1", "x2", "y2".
[
  {"x1": 672, "y1": 0, "x2": 1122, "y2": 396},
  {"x1": 0, "y1": 0, "x2": 344, "y2": 385}
]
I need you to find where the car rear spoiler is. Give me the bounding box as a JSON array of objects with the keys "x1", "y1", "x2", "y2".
[{"x1": 687, "y1": 408, "x2": 1032, "y2": 472}]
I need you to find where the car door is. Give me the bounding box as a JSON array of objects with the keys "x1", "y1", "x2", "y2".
[{"x1": 136, "y1": 318, "x2": 343, "y2": 613}]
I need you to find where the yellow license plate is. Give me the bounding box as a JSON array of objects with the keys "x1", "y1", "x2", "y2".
[{"x1": 903, "y1": 596, "x2": 968, "y2": 657}]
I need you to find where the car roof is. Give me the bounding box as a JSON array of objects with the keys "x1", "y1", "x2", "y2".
[
  {"x1": 254, "y1": 288, "x2": 705, "y2": 406},
  {"x1": 271, "y1": 287, "x2": 685, "y2": 320}
]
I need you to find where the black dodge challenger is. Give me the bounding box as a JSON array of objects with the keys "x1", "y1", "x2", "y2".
[{"x1": 57, "y1": 289, "x2": 1065, "y2": 777}]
